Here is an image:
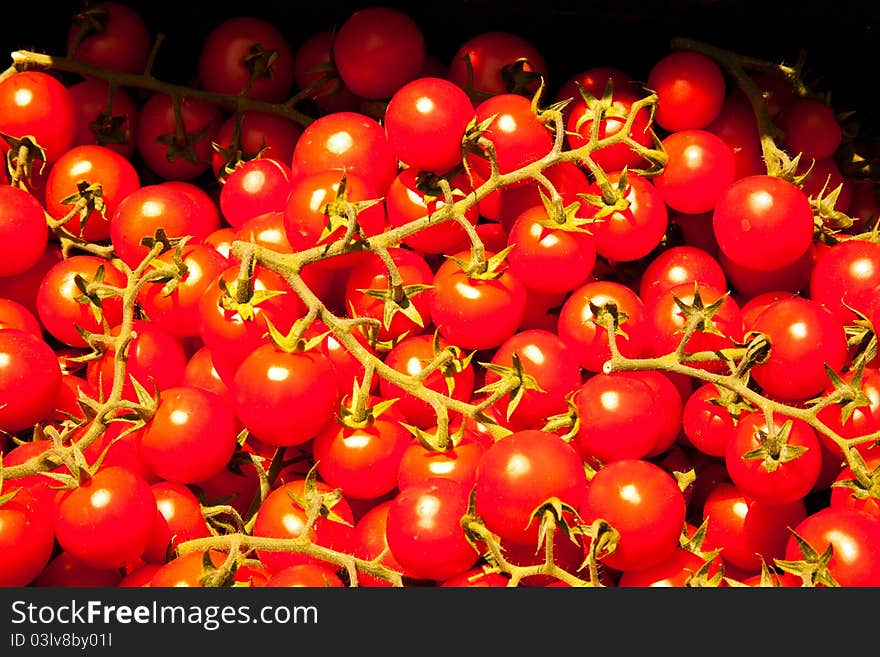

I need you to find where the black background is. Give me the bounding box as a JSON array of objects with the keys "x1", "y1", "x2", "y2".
[{"x1": 2, "y1": 0, "x2": 878, "y2": 127}]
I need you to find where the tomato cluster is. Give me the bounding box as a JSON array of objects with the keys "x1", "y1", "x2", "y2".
[{"x1": 1, "y1": 1, "x2": 880, "y2": 589}]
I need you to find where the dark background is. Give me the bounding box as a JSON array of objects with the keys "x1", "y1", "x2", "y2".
[{"x1": 2, "y1": 0, "x2": 877, "y2": 122}]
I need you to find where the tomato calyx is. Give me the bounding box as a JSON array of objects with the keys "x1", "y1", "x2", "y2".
[
  {"x1": 741, "y1": 418, "x2": 809, "y2": 473},
  {"x1": 217, "y1": 262, "x2": 286, "y2": 320},
  {"x1": 196, "y1": 549, "x2": 242, "y2": 588},
  {"x1": 155, "y1": 111, "x2": 211, "y2": 166},
  {"x1": 89, "y1": 110, "x2": 130, "y2": 149},
  {"x1": 263, "y1": 315, "x2": 327, "y2": 355},
  {"x1": 831, "y1": 449, "x2": 880, "y2": 502},
  {"x1": 143, "y1": 240, "x2": 191, "y2": 298},
  {"x1": 476, "y1": 352, "x2": 545, "y2": 421},
  {"x1": 811, "y1": 178, "x2": 856, "y2": 240},
  {"x1": 578, "y1": 169, "x2": 630, "y2": 219},
  {"x1": 58, "y1": 179, "x2": 106, "y2": 232},
  {"x1": 357, "y1": 282, "x2": 432, "y2": 333},
  {"x1": 500, "y1": 58, "x2": 543, "y2": 97},
  {"x1": 810, "y1": 364, "x2": 872, "y2": 426},
  {"x1": 71, "y1": 263, "x2": 117, "y2": 328},
  {"x1": 241, "y1": 43, "x2": 280, "y2": 94},
  {"x1": 446, "y1": 243, "x2": 514, "y2": 280},
  {"x1": 774, "y1": 531, "x2": 839, "y2": 587},
  {"x1": 528, "y1": 497, "x2": 584, "y2": 554},
  {"x1": 319, "y1": 172, "x2": 382, "y2": 248},
  {"x1": 2, "y1": 132, "x2": 47, "y2": 187},
  {"x1": 287, "y1": 464, "x2": 354, "y2": 529},
  {"x1": 68, "y1": 5, "x2": 110, "y2": 56}
]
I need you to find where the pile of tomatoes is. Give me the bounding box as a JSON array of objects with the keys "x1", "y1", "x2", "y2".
[{"x1": 1, "y1": 1, "x2": 879, "y2": 589}]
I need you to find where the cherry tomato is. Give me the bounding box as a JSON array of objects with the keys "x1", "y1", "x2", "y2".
[
  {"x1": 211, "y1": 110, "x2": 302, "y2": 180},
  {"x1": 638, "y1": 245, "x2": 727, "y2": 307},
  {"x1": 0, "y1": 487, "x2": 55, "y2": 586},
  {"x1": 219, "y1": 157, "x2": 292, "y2": 228},
  {"x1": 647, "y1": 51, "x2": 726, "y2": 132},
  {"x1": 0, "y1": 185, "x2": 48, "y2": 277},
  {"x1": 0, "y1": 329, "x2": 62, "y2": 433},
  {"x1": 67, "y1": 1, "x2": 151, "y2": 75},
  {"x1": 809, "y1": 239, "x2": 880, "y2": 323},
  {"x1": 68, "y1": 78, "x2": 139, "y2": 159},
  {"x1": 142, "y1": 481, "x2": 212, "y2": 564},
  {"x1": 776, "y1": 97, "x2": 843, "y2": 161},
  {"x1": 447, "y1": 31, "x2": 547, "y2": 98},
  {"x1": 292, "y1": 30, "x2": 360, "y2": 113},
  {"x1": 332, "y1": 6, "x2": 426, "y2": 100},
  {"x1": 474, "y1": 429, "x2": 587, "y2": 545}
]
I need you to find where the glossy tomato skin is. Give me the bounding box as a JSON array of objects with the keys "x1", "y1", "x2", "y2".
[
  {"x1": 233, "y1": 345, "x2": 338, "y2": 447},
  {"x1": 784, "y1": 507, "x2": 880, "y2": 586},
  {"x1": 53, "y1": 466, "x2": 157, "y2": 570},
  {"x1": 485, "y1": 329, "x2": 582, "y2": 431},
  {"x1": 139, "y1": 386, "x2": 239, "y2": 484},
  {"x1": 0, "y1": 298, "x2": 42, "y2": 336},
  {"x1": 474, "y1": 429, "x2": 587, "y2": 545},
  {"x1": 252, "y1": 478, "x2": 354, "y2": 574},
  {"x1": 142, "y1": 481, "x2": 212, "y2": 564},
  {"x1": 682, "y1": 382, "x2": 737, "y2": 457},
  {"x1": 0, "y1": 329, "x2": 63, "y2": 433},
  {"x1": 378, "y1": 334, "x2": 475, "y2": 428},
  {"x1": 575, "y1": 373, "x2": 665, "y2": 465},
  {"x1": 219, "y1": 157, "x2": 292, "y2": 228},
  {"x1": 702, "y1": 481, "x2": 807, "y2": 573},
  {"x1": 312, "y1": 416, "x2": 412, "y2": 500},
  {"x1": 776, "y1": 97, "x2": 842, "y2": 162},
  {"x1": 830, "y1": 453, "x2": 880, "y2": 519},
  {"x1": 429, "y1": 250, "x2": 527, "y2": 352},
  {"x1": 583, "y1": 172, "x2": 669, "y2": 263},
  {"x1": 639, "y1": 245, "x2": 727, "y2": 308},
  {"x1": 654, "y1": 130, "x2": 737, "y2": 215},
  {"x1": 447, "y1": 31, "x2": 547, "y2": 98},
  {"x1": 0, "y1": 185, "x2": 48, "y2": 277},
  {"x1": 293, "y1": 31, "x2": 360, "y2": 113},
  {"x1": 211, "y1": 111, "x2": 302, "y2": 179},
  {"x1": 137, "y1": 243, "x2": 229, "y2": 338},
  {"x1": 332, "y1": 6, "x2": 425, "y2": 100},
  {"x1": 705, "y1": 91, "x2": 764, "y2": 181},
  {"x1": 725, "y1": 412, "x2": 822, "y2": 505},
  {"x1": 617, "y1": 547, "x2": 710, "y2": 587},
  {"x1": 647, "y1": 51, "x2": 726, "y2": 132},
  {"x1": 809, "y1": 239, "x2": 880, "y2": 323},
  {"x1": 750, "y1": 296, "x2": 848, "y2": 402},
  {"x1": 579, "y1": 459, "x2": 687, "y2": 573},
  {"x1": 266, "y1": 564, "x2": 345, "y2": 587},
  {"x1": 349, "y1": 500, "x2": 413, "y2": 587},
  {"x1": 384, "y1": 168, "x2": 477, "y2": 255},
  {"x1": 198, "y1": 16, "x2": 295, "y2": 102},
  {"x1": 111, "y1": 183, "x2": 219, "y2": 269},
  {"x1": 468, "y1": 94, "x2": 553, "y2": 184},
  {"x1": 712, "y1": 175, "x2": 814, "y2": 271},
  {"x1": 45, "y1": 144, "x2": 141, "y2": 243},
  {"x1": 506, "y1": 204, "x2": 597, "y2": 296},
  {"x1": 344, "y1": 247, "x2": 434, "y2": 343},
  {"x1": 386, "y1": 478, "x2": 479, "y2": 582},
  {"x1": 290, "y1": 111, "x2": 398, "y2": 193},
  {"x1": 148, "y1": 549, "x2": 228, "y2": 587},
  {"x1": 0, "y1": 487, "x2": 55, "y2": 587},
  {"x1": 397, "y1": 430, "x2": 487, "y2": 493},
  {"x1": 0, "y1": 71, "x2": 77, "y2": 165},
  {"x1": 385, "y1": 76, "x2": 474, "y2": 174}
]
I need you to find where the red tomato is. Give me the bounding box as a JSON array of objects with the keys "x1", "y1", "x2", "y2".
[
  {"x1": 712, "y1": 174, "x2": 814, "y2": 271},
  {"x1": 0, "y1": 71, "x2": 77, "y2": 165},
  {"x1": 506, "y1": 204, "x2": 597, "y2": 296},
  {"x1": 468, "y1": 94, "x2": 553, "y2": 184},
  {"x1": 67, "y1": 1, "x2": 151, "y2": 74},
  {"x1": 349, "y1": 500, "x2": 413, "y2": 587},
  {"x1": 557, "y1": 279, "x2": 650, "y2": 372},
  {"x1": 332, "y1": 6, "x2": 425, "y2": 100},
  {"x1": 617, "y1": 547, "x2": 711, "y2": 587},
  {"x1": 750, "y1": 296, "x2": 848, "y2": 401},
  {"x1": 776, "y1": 97, "x2": 843, "y2": 161},
  {"x1": 397, "y1": 429, "x2": 487, "y2": 493},
  {"x1": 0, "y1": 244, "x2": 62, "y2": 318},
  {"x1": 702, "y1": 481, "x2": 807, "y2": 572},
  {"x1": 385, "y1": 76, "x2": 474, "y2": 174},
  {"x1": 251, "y1": 478, "x2": 354, "y2": 573},
  {"x1": 579, "y1": 459, "x2": 687, "y2": 573},
  {"x1": 344, "y1": 247, "x2": 434, "y2": 343},
  {"x1": 484, "y1": 328, "x2": 582, "y2": 431},
  {"x1": 639, "y1": 245, "x2": 727, "y2": 307},
  {"x1": 378, "y1": 334, "x2": 475, "y2": 428},
  {"x1": 814, "y1": 368, "x2": 880, "y2": 458},
  {"x1": 583, "y1": 172, "x2": 669, "y2": 263},
  {"x1": 197, "y1": 16, "x2": 295, "y2": 102},
  {"x1": 219, "y1": 157, "x2": 292, "y2": 227},
  {"x1": 654, "y1": 130, "x2": 737, "y2": 215},
  {"x1": 725, "y1": 411, "x2": 822, "y2": 504},
  {"x1": 474, "y1": 429, "x2": 587, "y2": 545},
  {"x1": 384, "y1": 168, "x2": 477, "y2": 255},
  {"x1": 137, "y1": 243, "x2": 229, "y2": 338},
  {"x1": 429, "y1": 250, "x2": 527, "y2": 351},
  {"x1": 0, "y1": 329, "x2": 63, "y2": 432},
  {"x1": 292, "y1": 31, "x2": 360, "y2": 113},
  {"x1": 0, "y1": 185, "x2": 48, "y2": 277},
  {"x1": 447, "y1": 31, "x2": 547, "y2": 98},
  {"x1": 682, "y1": 382, "x2": 737, "y2": 457},
  {"x1": 0, "y1": 298, "x2": 41, "y2": 336},
  {"x1": 34, "y1": 551, "x2": 123, "y2": 588},
  {"x1": 142, "y1": 481, "x2": 212, "y2": 564},
  {"x1": 312, "y1": 415, "x2": 412, "y2": 500},
  {"x1": 647, "y1": 51, "x2": 726, "y2": 132},
  {"x1": 0, "y1": 487, "x2": 55, "y2": 586},
  {"x1": 87, "y1": 320, "x2": 187, "y2": 402},
  {"x1": 111, "y1": 183, "x2": 219, "y2": 269},
  {"x1": 266, "y1": 564, "x2": 345, "y2": 587},
  {"x1": 68, "y1": 78, "x2": 139, "y2": 159},
  {"x1": 211, "y1": 111, "x2": 302, "y2": 179},
  {"x1": 136, "y1": 92, "x2": 222, "y2": 181},
  {"x1": 148, "y1": 549, "x2": 228, "y2": 587},
  {"x1": 830, "y1": 453, "x2": 880, "y2": 519},
  {"x1": 705, "y1": 90, "x2": 765, "y2": 180},
  {"x1": 783, "y1": 507, "x2": 880, "y2": 586},
  {"x1": 139, "y1": 386, "x2": 239, "y2": 484},
  {"x1": 809, "y1": 239, "x2": 880, "y2": 323},
  {"x1": 566, "y1": 89, "x2": 653, "y2": 173},
  {"x1": 290, "y1": 111, "x2": 398, "y2": 193},
  {"x1": 45, "y1": 144, "x2": 141, "y2": 242},
  {"x1": 386, "y1": 478, "x2": 480, "y2": 581},
  {"x1": 53, "y1": 465, "x2": 156, "y2": 570},
  {"x1": 233, "y1": 344, "x2": 338, "y2": 446}
]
